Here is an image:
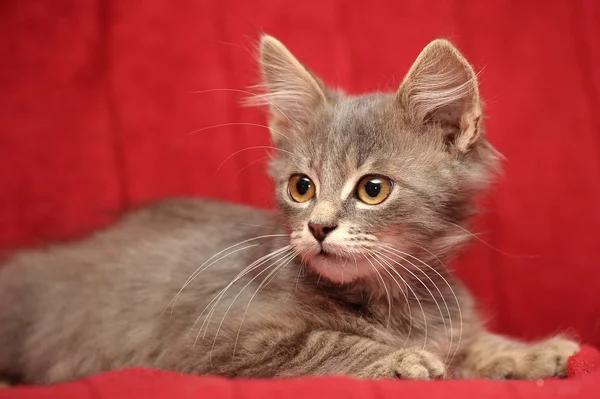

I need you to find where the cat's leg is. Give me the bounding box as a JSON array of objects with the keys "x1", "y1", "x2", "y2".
[
  {"x1": 209, "y1": 329, "x2": 446, "y2": 379},
  {"x1": 454, "y1": 332, "x2": 580, "y2": 379}
]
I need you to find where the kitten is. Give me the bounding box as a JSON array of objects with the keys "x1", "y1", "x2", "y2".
[{"x1": 0, "y1": 35, "x2": 579, "y2": 385}]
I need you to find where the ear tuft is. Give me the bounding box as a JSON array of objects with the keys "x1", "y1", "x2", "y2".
[{"x1": 246, "y1": 35, "x2": 328, "y2": 144}]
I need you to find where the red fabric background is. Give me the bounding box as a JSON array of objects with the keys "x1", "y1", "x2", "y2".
[{"x1": 1, "y1": 0, "x2": 600, "y2": 397}]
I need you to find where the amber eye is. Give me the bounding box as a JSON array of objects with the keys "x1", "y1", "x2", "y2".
[
  {"x1": 288, "y1": 174, "x2": 316, "y2": 203},
  {"x1": 356, "y1": 175, "x2": 393, "y2": 205}
]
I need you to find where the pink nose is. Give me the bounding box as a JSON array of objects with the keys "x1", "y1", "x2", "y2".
[{"x1": 308, "y1": 223, "x2": 338, "y2": 242}]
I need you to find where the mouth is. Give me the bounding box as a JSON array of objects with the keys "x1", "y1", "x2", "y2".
[
  {"x1": 317, "y1": 247, "x2": 328, "y2": 256},
  {"x1": 313, "y1": 245, "x2": 349, "y2": 261},
  {"x1": 304, "y1": 247, "x2": 374, "y2": 284}
]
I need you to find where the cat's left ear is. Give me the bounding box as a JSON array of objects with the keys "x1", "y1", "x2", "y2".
[
  {"x1": 250, "y1": 35, "x2": 329, "y2": 145},
  {"x1": 397, "y1": 39, "x2": 482, "y2": 152}
]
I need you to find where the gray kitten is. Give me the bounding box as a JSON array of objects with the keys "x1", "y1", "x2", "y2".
[{"x1": 0, "y1": 35, "x2": 579, "y2": 385}]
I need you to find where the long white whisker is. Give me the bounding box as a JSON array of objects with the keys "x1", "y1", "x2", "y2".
[
  {"x1": 379, "y1": 243, "x2": 463, "y2": 365},
  {"x1": 295, "y1": 262, "x2": 305, "y2": 292},
  {"x1": 230, "y1": 252, "x2": 297, "y2": 360},
  {"x1": 446, "y1": 221, "x2": 538, "y2": 259},
  {"x1": 286, "y1": 259, "x2": 304, "y2": 302},
  {"x1": 368, "y1": 251, "x2": 417, "y2": 350},
  {"x1": 234, "y1": 222, "x2": 283, "y2": 229},
  {"x1": 166, "y1": 244, "x2": 258, "y2": 318},
  {"x1": 376, "y1": 246, "x2": 452, "y2": 362},
  {"x1": 164, "y1": 234, "x2": 288, "y2": 316},
  {"x1": 178, "y1": 235, "x2": 287, "y2": 292},
  {"x1": 192, "y1": 245, "x2": 292, "y2": 341},
  {"x1": 216, "y1": 146, "x2": 292, "y2": 172},
  {"x1": 350, "y1": 252, "x2": 359, "y2": 274},
  {"x1": 362, "y1": 254, "x2": 391, "y2": 328},
  {"x1": 371, "y1": 249, "x2": 441, "y2": 352},
  {"x1": 198, "y1": 246, "x2": 293, "y2": 339},
  {"x1": 208, "y1": 251, "x2": 295, "y2": 363},
  {"x1": 296, "y1": 252, "x2": 309, "y2": 293},
  {"x1": 377, "y1": 246, "x2": 451, "y2": 327},
  {"x1": 189, "y1": 122, "x2": 294, "y2": 145},
  {"x1": 234, "y1": 156, "x2": 270, "y2": 177},
  {"x1": 413, "y1": 243, "x2": 448, "y2": 269}
]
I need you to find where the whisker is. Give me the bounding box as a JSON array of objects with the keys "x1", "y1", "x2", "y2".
[
  {"x1": 192, "y1": 245, "x2": 293, "y2": 341},
  {"x1": 180, "y1": 234, "x2": 287, "y2": 290},
  {"x1": 367, "y1": 251, "x2": 417, "y2": 350},
  {"x1": 189, "y1": 122, "x2": 293, "y2": 145},
  {"x1": 208, "y1": 251, "x2": 295, "y2": 362},
  {"x1": 233, "y1": 222, "x2": 280, "y2": 229},
  {"x1": 234, "y1": 156, "x2": 269, "y2": 177},
  {"x1": 378, "y1": 243, "x2": 460, "y2": 364},
  {"x1": 230, "y1": 252, "x2": 297, "y2": 360},
  {"x1": 413, "y1": 243, "x2": 448, "y2": 269},
  {"x1": 286, "y1": 260, "x2": 304, "y2": 302},
  {"x1": 166, "y1": 244, "x2": 257, "y2": 318},
  {"x1": 216, "y1": 146, "x2": 292, "y2": 173},
  {"x1": 446, "y1": 221, "x2": 538, "y2": 259},
  {"x1": 376, "y1": 246, "x2": 451, "y2": 362},
  {"x1": 205, "y1": 251, "x2": 291, "y2": 366},
  {"x1": 363, "y1": 254, "x2": 392, "y2": 328},
  {"x1": 371, "y1": 249, "x2": 444, "y2": 352},
  {"x1": 198, "y1": 246, "x2": 293, "y2": 338},
  {"x1": 295, "y1": 262, "x2": 305, "y2": 292},
  {"x1": 366, "y1": 252, "x2": 411, "y2": 310},
  {"x1": 294, "y1": 253, "x2": 309, "y2": 294},
  {"x1": 164, "y1": 234, "x2": 288, "y2": 317},
  {"x1": 350, "y1": 252, "x2": 358, "y2": 272}
]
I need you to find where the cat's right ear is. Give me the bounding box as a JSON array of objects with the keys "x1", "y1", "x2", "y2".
[{"x1": 249, "y1": 35, "x2": 328, "y2": 145}]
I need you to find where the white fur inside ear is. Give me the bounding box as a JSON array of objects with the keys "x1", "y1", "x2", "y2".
[
  {"x1": 398, "y1": 39, "x2": 482, "y2": 151},
  {"x1": 247, "y1": 35, "x2": 327, "y2": 130}
]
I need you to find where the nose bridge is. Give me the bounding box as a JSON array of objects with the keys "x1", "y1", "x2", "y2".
[
  {"x1": 310, "y1": 158, "x2": 347, "y2": 224},
  {"x1": 310, "y1": 198, "x2": 342, "y2": 224}
]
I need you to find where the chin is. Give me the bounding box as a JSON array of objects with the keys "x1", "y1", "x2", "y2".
[{"x1": 306, "y1": 252, "x2": 375, "y2": 284}]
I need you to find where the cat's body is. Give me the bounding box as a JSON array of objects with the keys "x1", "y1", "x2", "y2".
[
  {"x1": 0, "y1": 198, "x2": 472, "y2": 383},
  {"x1": 0, "y1": 36, "x2": 579, "y2": 384},
  {"x1": 0, "y1": 199, "x2": 282, "y2": 382}
]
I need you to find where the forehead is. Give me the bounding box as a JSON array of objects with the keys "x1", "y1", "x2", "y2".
[
  {"x1": 294, "y1": 95, "x2": 399, "y2": 189},
  {"x1": 322, "y1": 94, "x2": 392, "y2": 157}
]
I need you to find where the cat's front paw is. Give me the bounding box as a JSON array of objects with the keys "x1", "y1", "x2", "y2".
[
  {"x1": 358, "y1": 349, "x2": 446, "y2": 380},
  {"x1": 477, "y1": 337, "x2": 580, "y2": 380}
]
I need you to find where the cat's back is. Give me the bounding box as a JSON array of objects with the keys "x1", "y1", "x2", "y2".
[
  {"x1": 121, "y1": 197, "x2": 273, "y2": 229},
  {"x1": 0, "y1": 198, "x2": 280, "y2": 381},
  {"x1": 0, "y1": 197, "x2": 277, "y2": 292}
]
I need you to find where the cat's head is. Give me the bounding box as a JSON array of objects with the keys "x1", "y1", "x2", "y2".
[{"x1": 252, "y1": 35, "x2": 500, "y2": 284}]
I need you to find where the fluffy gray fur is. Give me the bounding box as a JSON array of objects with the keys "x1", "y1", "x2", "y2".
[{"x1": 0, "y1": 35, "x2": 579, "y2": 385}]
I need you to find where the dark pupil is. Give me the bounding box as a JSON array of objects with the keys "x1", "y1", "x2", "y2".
[
  {"x1": 365, "y1": 179, "x2": 382, "y2": 198},
  {"x1": 296, "y1": 177, "x2": 311, "y2": 196}
]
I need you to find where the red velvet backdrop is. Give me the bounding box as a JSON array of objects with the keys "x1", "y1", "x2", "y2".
[{"x1": 1, "y1": 0, "x2": 599, "y2": 348}]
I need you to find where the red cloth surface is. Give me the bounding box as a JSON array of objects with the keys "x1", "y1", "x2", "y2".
[
  {"x1": 1, "y1": 346, "x2": 600, "y2": 399},
  {"x1": 1, "y1": 0, "x2": 600, "y2": 397}
]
